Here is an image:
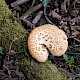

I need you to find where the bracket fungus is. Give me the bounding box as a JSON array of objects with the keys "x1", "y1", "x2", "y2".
[{"x1": 28, "y1": 24, "x2": 68, "y2": 62}]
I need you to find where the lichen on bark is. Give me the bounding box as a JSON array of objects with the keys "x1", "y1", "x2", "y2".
[{"x1": 0, "y1": 0, "x2": 67, "y2": 80}]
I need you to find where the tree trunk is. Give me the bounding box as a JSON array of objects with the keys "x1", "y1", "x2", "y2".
[{"x1": 0, "y1": 0, "x2": 67, "y2": 80}]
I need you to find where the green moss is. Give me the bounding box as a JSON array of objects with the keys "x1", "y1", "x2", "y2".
[
  {"x1": 0, "y1": 0, "x2": 29, "y2": 51},
  {"x1": 19, "y1": 56, "x2": 66, "y2": 80},
  {"x1": 0, "y1": 0, "x2": 67, "y2": 80}
]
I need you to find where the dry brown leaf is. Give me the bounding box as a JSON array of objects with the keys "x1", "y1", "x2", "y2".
[
  {"x1": 70, "y1": 9, "x2": 79, "y2": 17},
  {"x1": 60, "y1": 2, "x2": 67, "y2": 14},
  {"x1": 49, "y1": 10, "x2": 62, "y2": 20},
  {"x1": 71, "y1": 16, "x2": 80, "y2": 23},
  {"x1": 72, "y1": 31, "x2": 80, "y2": 37}
]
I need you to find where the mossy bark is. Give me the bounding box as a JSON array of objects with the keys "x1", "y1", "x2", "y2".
[{"x1": 0, "y1": 0, "x2": 67, "y2": 80}]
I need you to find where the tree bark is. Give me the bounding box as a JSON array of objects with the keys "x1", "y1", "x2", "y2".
[{"x1": 0, "y1": 0, "x2": 67, "y2": 80}]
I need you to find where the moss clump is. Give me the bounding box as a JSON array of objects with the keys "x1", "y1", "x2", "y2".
[
  {"x1": 0, "y1": 0, "x2": 29, "y2": 51},
  {"x1": 0, "y1": 0, "x2": 67, "y2": 80},
  {"x1": 19, "y1": 55, "x2": 66, "y2": 80}
]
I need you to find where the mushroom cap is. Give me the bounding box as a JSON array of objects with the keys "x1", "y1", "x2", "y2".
[{"x1": 28, "y1": 24, "x2": 68, "y2": 62}]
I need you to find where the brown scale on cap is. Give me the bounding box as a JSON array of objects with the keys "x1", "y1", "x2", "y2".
[{"x1": 28, "y1": 24, "x2": 68, "y2": 62}]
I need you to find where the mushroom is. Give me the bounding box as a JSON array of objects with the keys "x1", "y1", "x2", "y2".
[{"x1": 28, "y1": 24, "x2": 68, "y2": 62}]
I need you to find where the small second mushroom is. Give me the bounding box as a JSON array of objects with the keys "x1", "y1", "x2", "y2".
[{"x1": 28, "y1": 24, "x2": 68, "y2": 62}]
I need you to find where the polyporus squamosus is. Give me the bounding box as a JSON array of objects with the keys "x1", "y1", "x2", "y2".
[{"x1": 28, "y1": 24, "x2": 68, "y2": 62}]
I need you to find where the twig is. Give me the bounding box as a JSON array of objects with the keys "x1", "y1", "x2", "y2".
[
  {"x1": 73, "y1": 38, "x2": 80, "y2": 43},
  {"x1": 22, "y1": 18, "x2": 35, "y2": 29},
  {"x1": 32, "y1": 11, "x2": 43, "y2": 25},
  {"x1": 8, "y1": 42, "x2": 13, "y2": 54},
  {"x1": 0, "y1": 71, "x2": 9, "y2": 77},
  {"x1": 3, "y1": 65, "x2": 12, "y2": 79},
  {"x1": 20, "y1": 3, "x2": 42, "y2": 19},
  {"x1": 44, "y1": 7, "x2": 54, "y2": 25},
  {"x1": 75, "y1": 0, "x2": 80, "y2": 3},
  {"x1": 20, "y1": 0, "x2": 35, "y2": 19},
  {"x1": 11, "y1": 0, "x2": 29, "y2": 7}
]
